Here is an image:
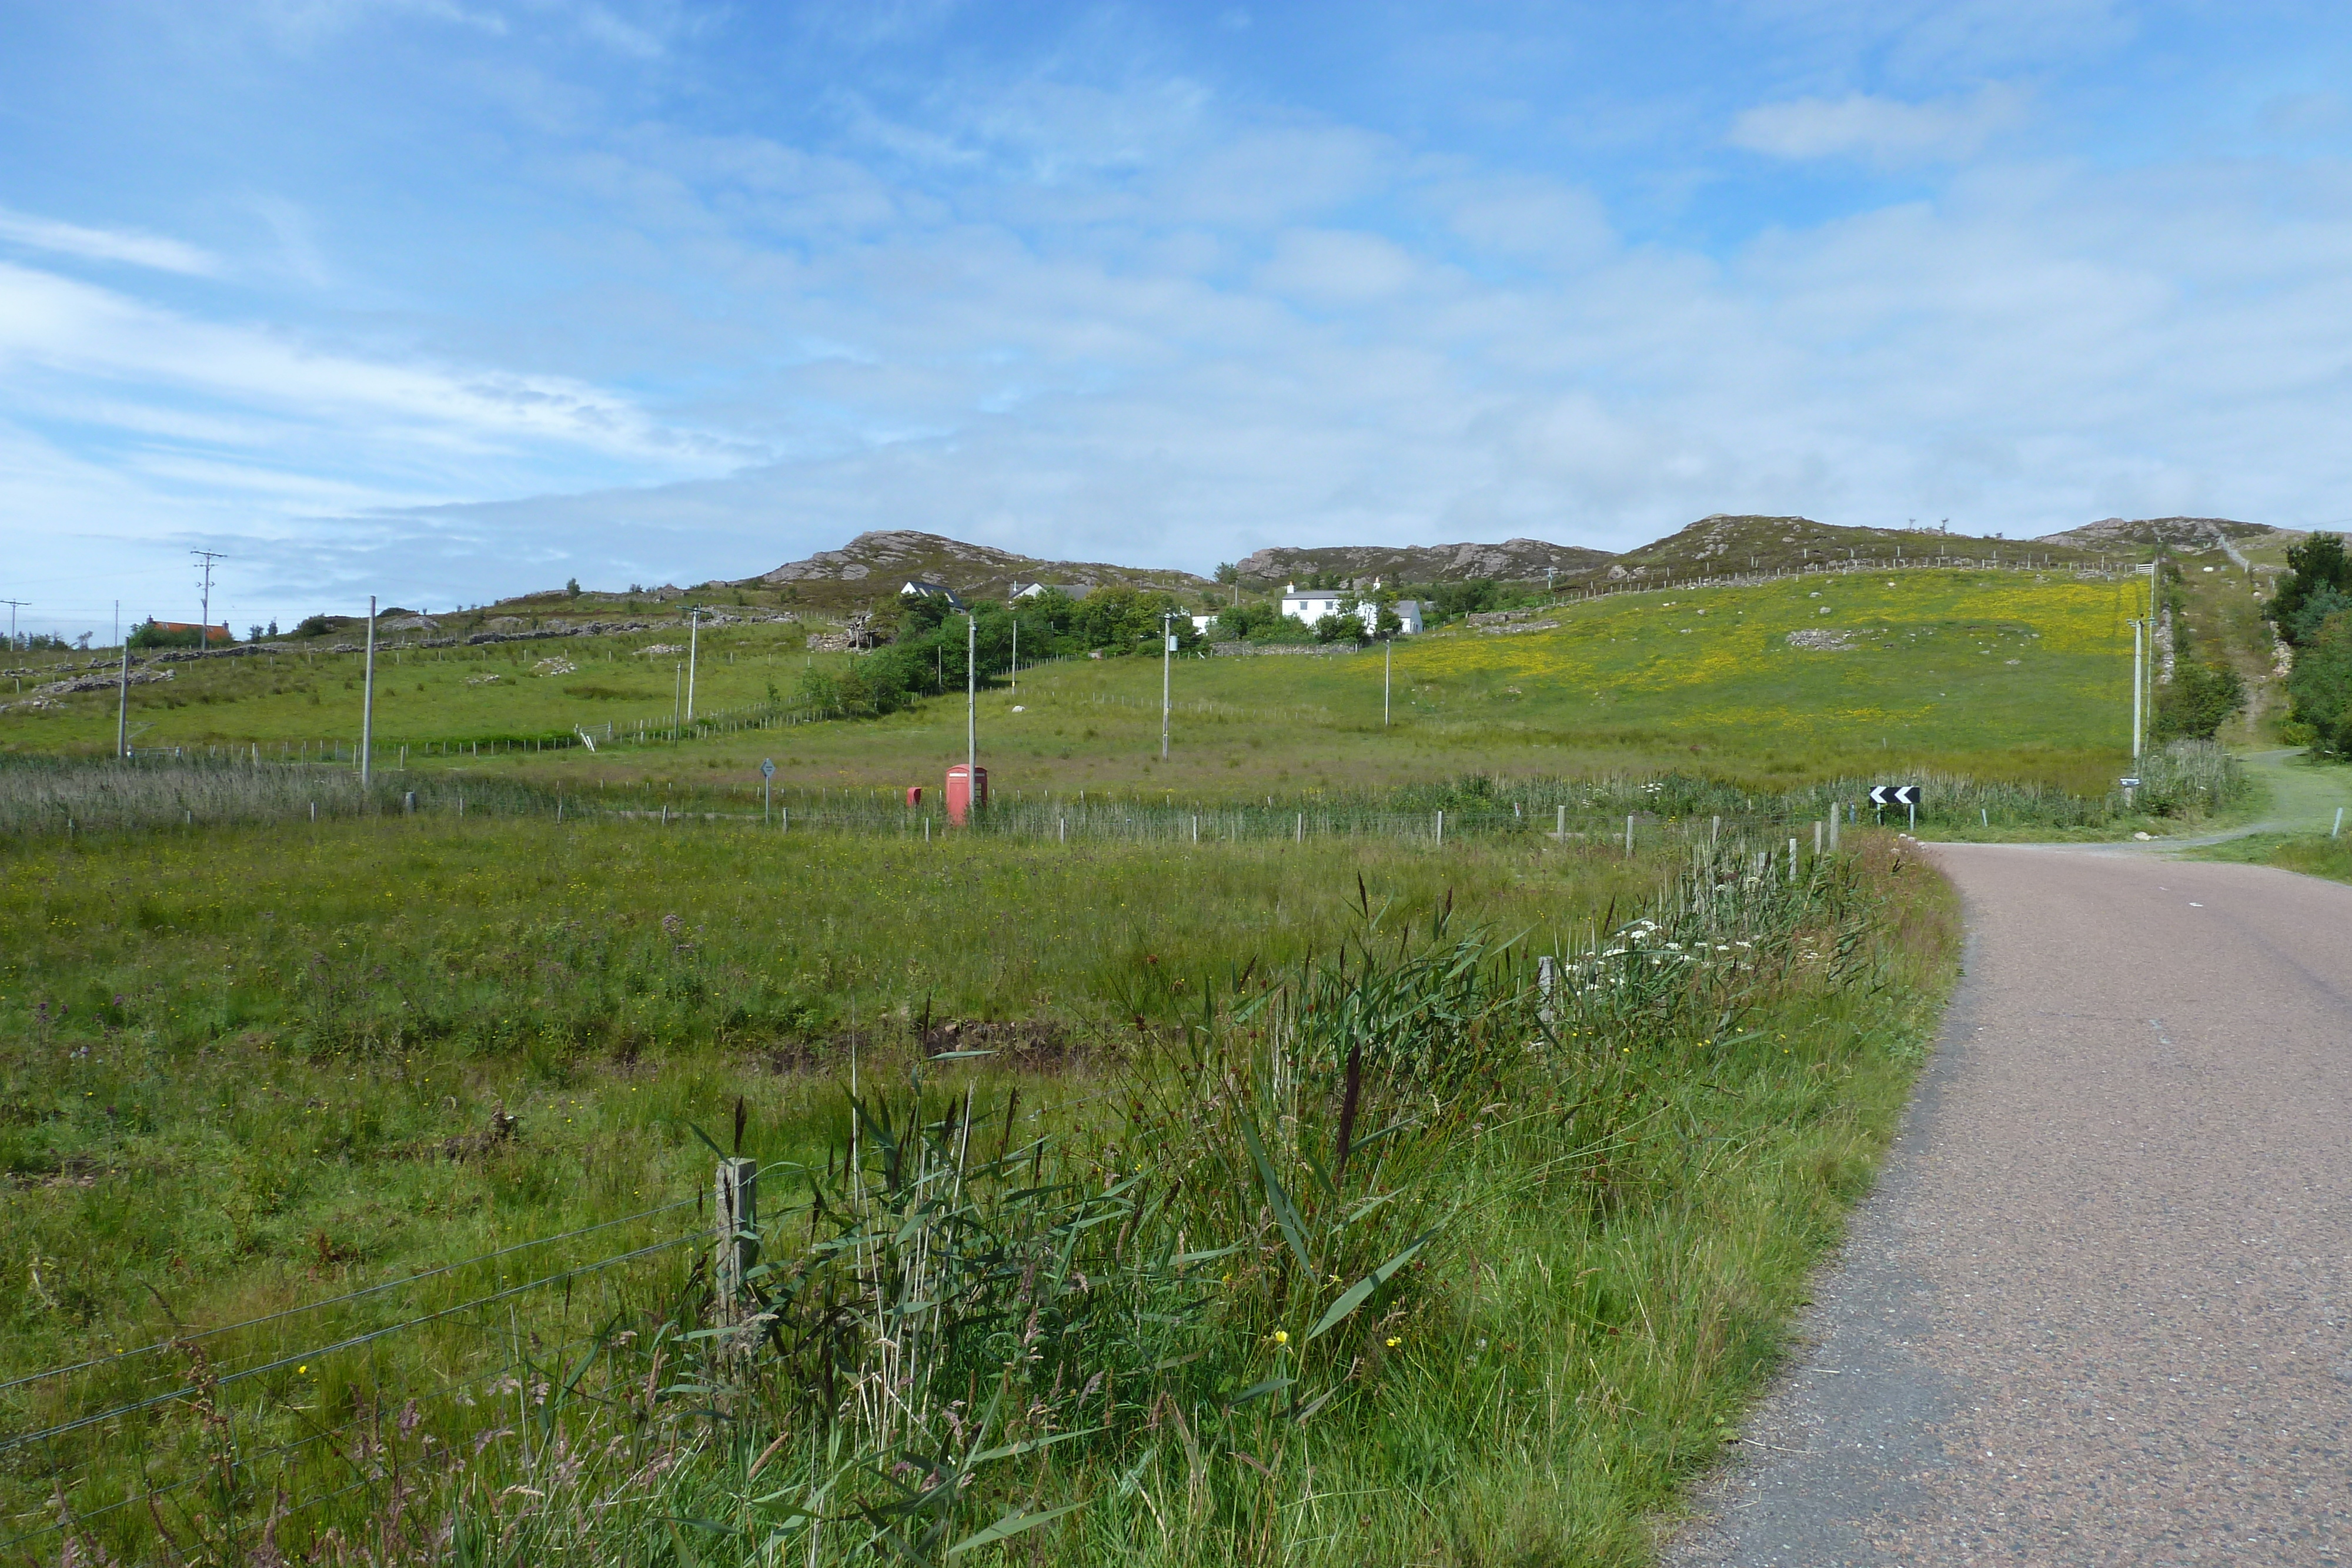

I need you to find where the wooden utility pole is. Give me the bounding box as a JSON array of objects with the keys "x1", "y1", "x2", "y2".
[
  {"x1": 360, "y1": 596, "x2": 376, "y2": 787},
  {"x1": 191, "y1": 549, "x2": 226, "y2": 641}
]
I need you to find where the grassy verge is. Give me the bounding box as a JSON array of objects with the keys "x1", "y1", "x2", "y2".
[{"x1": 2190, "y1": 831, "x2": 2352, "y2": 879}]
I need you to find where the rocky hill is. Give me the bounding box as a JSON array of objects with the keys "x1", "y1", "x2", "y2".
[
  {"x1": 1231, "y1": 538, "x2": 1613, "y2": 590},
  {"x1": 1612, "y1": 514, "x2": 2097, "y2": 583},
  {"x1": 758, "y1": 530, "x2": 1214, "y2": 608},
  {"x1": 446, "y1": 511, "x2": 2263, "y2": 631},
  {"x1": 2033, "y1": 516, "x2": 2301, "y2": 556}
]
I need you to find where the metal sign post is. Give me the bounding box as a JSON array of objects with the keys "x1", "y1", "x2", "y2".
[
  {"x1": 761, "y1": 757, "x2": 776, "y2": 824},
  {"x1": 1867, "y1": 784, "x2": 1920, "y2": 828}
]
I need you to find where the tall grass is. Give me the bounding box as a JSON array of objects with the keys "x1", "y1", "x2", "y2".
[
  {"x1": 0, "y1": 754, "x2": 545, "y2": 837},
  {"x1": 123, "y1": 832, "x2": 1950, "y2": 1566}
]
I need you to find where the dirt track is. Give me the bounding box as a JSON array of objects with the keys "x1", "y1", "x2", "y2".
[{"x1": 1666, "y1": 842, "x2": 2352, "y2": 1566}]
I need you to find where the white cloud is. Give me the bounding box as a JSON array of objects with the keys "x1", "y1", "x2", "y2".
[
  {"x1": 0, "y1": 261, "x2": 731, "y2": 464},
  {"x1": 0, "y1": 206, "x2": 220, "y2": 275},
  {"x1": 1729, "y1": 84, "x2": 2030, "y2": 168},
  {"x1": 1256, "y1": 229, "x2": 1424, "y2": 305}
]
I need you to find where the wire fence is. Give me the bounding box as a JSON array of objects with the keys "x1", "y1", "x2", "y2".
[
  {"x1": 0, "y1": 1188, "x2": 731, "y2": 1562},
  {"x1": 0, "y1": 739, "x2": 2248, "y2": 845}
]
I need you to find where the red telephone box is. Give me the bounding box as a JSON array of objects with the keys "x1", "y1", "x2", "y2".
[
  {"x1": 946, "y1": 764, "x2": 987, "y2": 826},
  {"x1": 905, "y1": 786, "x2": 923, "y2": 808}
]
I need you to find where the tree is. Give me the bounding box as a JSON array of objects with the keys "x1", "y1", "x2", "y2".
[
  {"x1": 2153, "y1": 661, "x2": 2247, "y2": 742},
  {"x1": 2287, "y1": 608, "x2": 2352, "y2": 754},
  {"x1": 1214, "y1": 562, "x2": 1239, "y2": 584},
  {"x1": 1313, "y1": 611, "x2": 1369, "y2": 645},
  {"x1": 896, "y1": 591, "x2": 953, "y2": 639},
  {"x1": 1425, "y1": 579, "x2": 1500, "y2": 622},
  {"x1": 2267, "y1": 533, "x2": 2352, "y2": 646},
  {"x1": 266, "y1": 619, "x2": 279, "y2": 637},
  {"x1": 565, "y1": 577, "x2": 581, "y2": 596},
  {"x1": 2288, "y1": 583, "x2": 2352, "y2": 646},
  {"x1": 127, "y1": 619, "x2": 206, "y2": 650},
  {"x1": 248, "y1": 624, "x2": 265, "y2": 643}
]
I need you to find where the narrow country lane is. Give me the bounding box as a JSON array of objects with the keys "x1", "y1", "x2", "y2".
[{"x1": 1667, "y1": 843, "x2": 2352, "y2": 1566}]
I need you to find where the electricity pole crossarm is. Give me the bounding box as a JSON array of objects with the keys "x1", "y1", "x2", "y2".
[{"x1": 191, "y1": 550, "x2": 227, "y2": 642}]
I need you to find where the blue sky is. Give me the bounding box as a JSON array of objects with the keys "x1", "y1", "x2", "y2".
[{"x1": 4, "y1": 1, "x2": 2351, "y2": 637}]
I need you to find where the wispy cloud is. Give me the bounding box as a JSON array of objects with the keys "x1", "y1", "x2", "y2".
[
  {"x1": 0, "y1": 206, "x2": 220, "y2": 275},
  {"x1": 1728, "y1": 84, "x2": 2031, "y2": 168}
]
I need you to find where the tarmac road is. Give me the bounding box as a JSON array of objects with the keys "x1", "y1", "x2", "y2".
[{"x1": 1665, "y1": 841, "x2": 2352, "y2": 1567}]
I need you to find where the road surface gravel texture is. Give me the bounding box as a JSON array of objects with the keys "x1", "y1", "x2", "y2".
[{"x1": 1666, "y1": 842, "x2": 2352, "y2": 1567}]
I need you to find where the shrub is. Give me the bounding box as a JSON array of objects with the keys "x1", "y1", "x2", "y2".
[
  {"x1": 2267, "y1": 533, "x2": 2352, "y2": 646},
  {"x1": 126, "y1": 620, "x2": 207, "y2": 650},
  {"x1": 2154, "y1": 661, "x2": 2247, "y2": 742},
  {"x1": 2288, "y1": 609, "x2": 2352, "y2": 754}
]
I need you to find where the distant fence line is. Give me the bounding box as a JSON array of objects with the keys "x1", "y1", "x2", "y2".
[{"x1": 0, "y1": 743, "x2": 2243, "y2": 843}]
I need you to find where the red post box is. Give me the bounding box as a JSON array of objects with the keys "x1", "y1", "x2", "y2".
[
  {"x1": 945, "y1": 764, "x2": 987, "y2": 826},
  {"x1": 905, "y1": 786, "x2": 923, "y2": 808}
]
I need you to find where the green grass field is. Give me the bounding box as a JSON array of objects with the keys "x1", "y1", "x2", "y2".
[
  {"x1": 1, "y1": 811, "x2": 1956, "y2": 1564},
  {"x1": 4, "y1": 567, "x2": 2149, "y2": 800},
  {"x1": 1, "y1": 561, "x2": 2225, "y2": 1563}
]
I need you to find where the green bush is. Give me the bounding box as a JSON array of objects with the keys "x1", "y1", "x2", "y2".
[
  {"x1": 1314, "y1": 610, "x2": 1369, "y2": 644},
  {"x1": 2287, "y1": 609, "x2": 2352, "y2": 754},
  {"x1": 2154, "y1": 660, "x2": 2247, "y2": 742},
  {"x1": 125, "y1": 620, "x2": 208, "y2": 650},
  {"x1": 2267, "y1": 533, "x2": 2352, "y2": 646}
]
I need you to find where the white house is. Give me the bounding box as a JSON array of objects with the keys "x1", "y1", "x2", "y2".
[
  {"x1": 900, "y1": 579, "x2": 965, "y2": 609},
  {"x1": 1280, "y1": 584, "x2": 1352, "y2": 623},
  {"x1": 1191, "y1": 613, "x2": 1219, "y2": 634},
  {"x1": 1010, "y1": 581, "x2": 1092, "y2": 601},
  {"x1": 1278, "y1": 584, "x2": 1423, "y2": 636}
]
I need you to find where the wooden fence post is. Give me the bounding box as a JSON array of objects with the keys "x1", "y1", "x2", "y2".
[{"x1": 714, "y1": 1156, "x2": 759, "y2": 1316}]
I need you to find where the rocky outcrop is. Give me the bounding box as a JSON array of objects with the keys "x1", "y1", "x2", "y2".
[
  {"x1": 2034, "y1": 517, "x2": 2297, "y2": 554},
  {"x1": 761, "y1": 530, "x2": 1213, "y2": 604},
  {"x1": 1233, "y1": 538, "x2": 1612, "y2": 587}
]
